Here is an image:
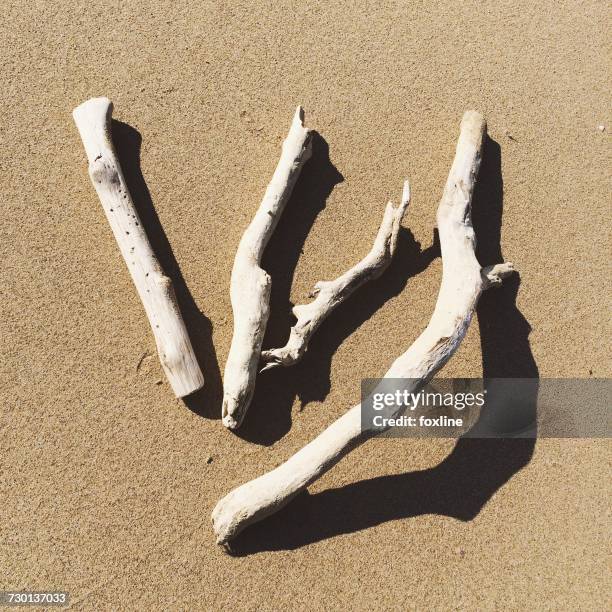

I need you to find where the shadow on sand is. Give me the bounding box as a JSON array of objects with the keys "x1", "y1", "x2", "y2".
[{"x1": 112, "y1": 120, "x2": 222, "y2": 418}]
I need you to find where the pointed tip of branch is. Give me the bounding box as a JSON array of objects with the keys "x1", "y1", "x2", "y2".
[
  {"x1": 259, "y1": 360, "x2": 279, "y2": 374},
  {"x1": 290, "y1": 106, "x2": 312, "y2": 153},
  {"x1": 387, "y1": 179, "x2": 411, "y2": 230},
  {"x1": 396, "y1": 179, "x2": 411, "y2": 221},
  {"x1": 379, "y1": 179, "x2": 411, "y2": 256},
  {"x1": 294, "y1": 105, "x2": 306, "y2": 126},
  {"x1": 401, "y1": 179, "x2": 411, "y2": 208}
]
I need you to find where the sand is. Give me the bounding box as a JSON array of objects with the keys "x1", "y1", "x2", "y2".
[{"x1": 1, "y1": 1, "x2": 610, "y2": 610}]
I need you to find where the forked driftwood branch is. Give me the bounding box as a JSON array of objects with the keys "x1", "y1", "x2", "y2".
[
  {"x1": 73, "y1": 97, "x2": 204, "y2": 398},
  {"x1": 211, "y1": 111, "x2": 516, "y2": 545},
  {"x1": 222, "y1": 107, "x2": 313, "y2": 429},
  {"x1": 260, "y1": 181, "x2": 411, "y2": 372}
]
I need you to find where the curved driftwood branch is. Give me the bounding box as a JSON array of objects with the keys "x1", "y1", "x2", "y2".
[
  {"x1": 260, "y1": 181, "x2": 411, "y2": 372},
  {"x1": 73, "y1": 97, "x2": 204, "y2": 398},
  {"x1": 211, "y1": 111, "x2": 516, "y2": 545},
  {"x1": 222, "y1": 107, "x2": 313, "y2": 429}
]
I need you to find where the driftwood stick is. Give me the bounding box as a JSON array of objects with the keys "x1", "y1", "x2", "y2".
[
  {"x1": 73, "y1": 97, "x2": 204, "y2": 398},
  {"x1": 222, "y1": 107, "x2": 313, "y2": 429},
  {"x1": 260, "y1": 181, "x2": 411, "y2": 372},
  {"x1": 211, "y1": 111, "x2": 516, "y2": 545}
]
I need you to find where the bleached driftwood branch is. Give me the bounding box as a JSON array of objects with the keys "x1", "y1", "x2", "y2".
[
  {"x1": 222, "y1": 107, "x2": 313, "y2": 429},
  {"x1": 260, "y1": 181, "x2": 411, "y2": 373},
  {"x1": 73, "y1": 97, "x2": 204, "y2": 398},
  {"x1": 211, "y1": 111, "x2": 516, "y2": 545}
]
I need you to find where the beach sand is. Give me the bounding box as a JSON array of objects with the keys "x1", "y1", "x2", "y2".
[{"x1": 1, "y1": 1, "x2": 610, "y2": 609}]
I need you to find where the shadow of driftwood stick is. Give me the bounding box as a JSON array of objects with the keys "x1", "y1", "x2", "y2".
[{"x1": 111, "y1": 120, "x2": 222, "y2": 418}]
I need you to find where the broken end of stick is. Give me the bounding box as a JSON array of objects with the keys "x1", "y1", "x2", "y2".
[
  {"x1": 221, "y1": 393, "x2": 250, "y2": 430},
  {"x1": 221, "y1": 413, "x2": 239, "y2": 430},
  {"x1": 73, "y1": 97, "x2": 114, "y2": 161},
  {"x1": 73, "y1": 96, "x2": 112, "y2": 124},
  {"x1": 211, "y1": 502, "x2": 236, "y2": 546},
  {"x1": 163, "y1": 359, "x2": 205, "y2": 398},
  {"x1": 482, "y1": 262, "x2": 516, "y2": 289},
  {"x1": 289, "y1": 105, "x2": 313, "y2": 160},
  {"x1": 211, "y1": 475, "x2": 292, "y2": 545},
  {"x1": 221, "y1": 398, "x2": 239, "y2": 429},
  {"x1": 461, "y1": 109, "x2": 487, "y2": 137}
]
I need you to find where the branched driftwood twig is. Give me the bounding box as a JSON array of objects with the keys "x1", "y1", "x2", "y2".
[{"x1": 260, "y1": 181, "x2": 411, "y2": 372}]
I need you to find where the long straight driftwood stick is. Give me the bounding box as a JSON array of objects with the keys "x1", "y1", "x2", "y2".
[
  {"x1": 260, "y1": 181, "x2": 411, "y2": 372},
  {"x1": 222, "y1": 107, "x2": 313, "y2": 429},
  {"x1": 73, "y1": 97, "x2": 204, "y2": 398},
  {"x1": 211, "y1": 111, "x2": 515, "y2": 544}
]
